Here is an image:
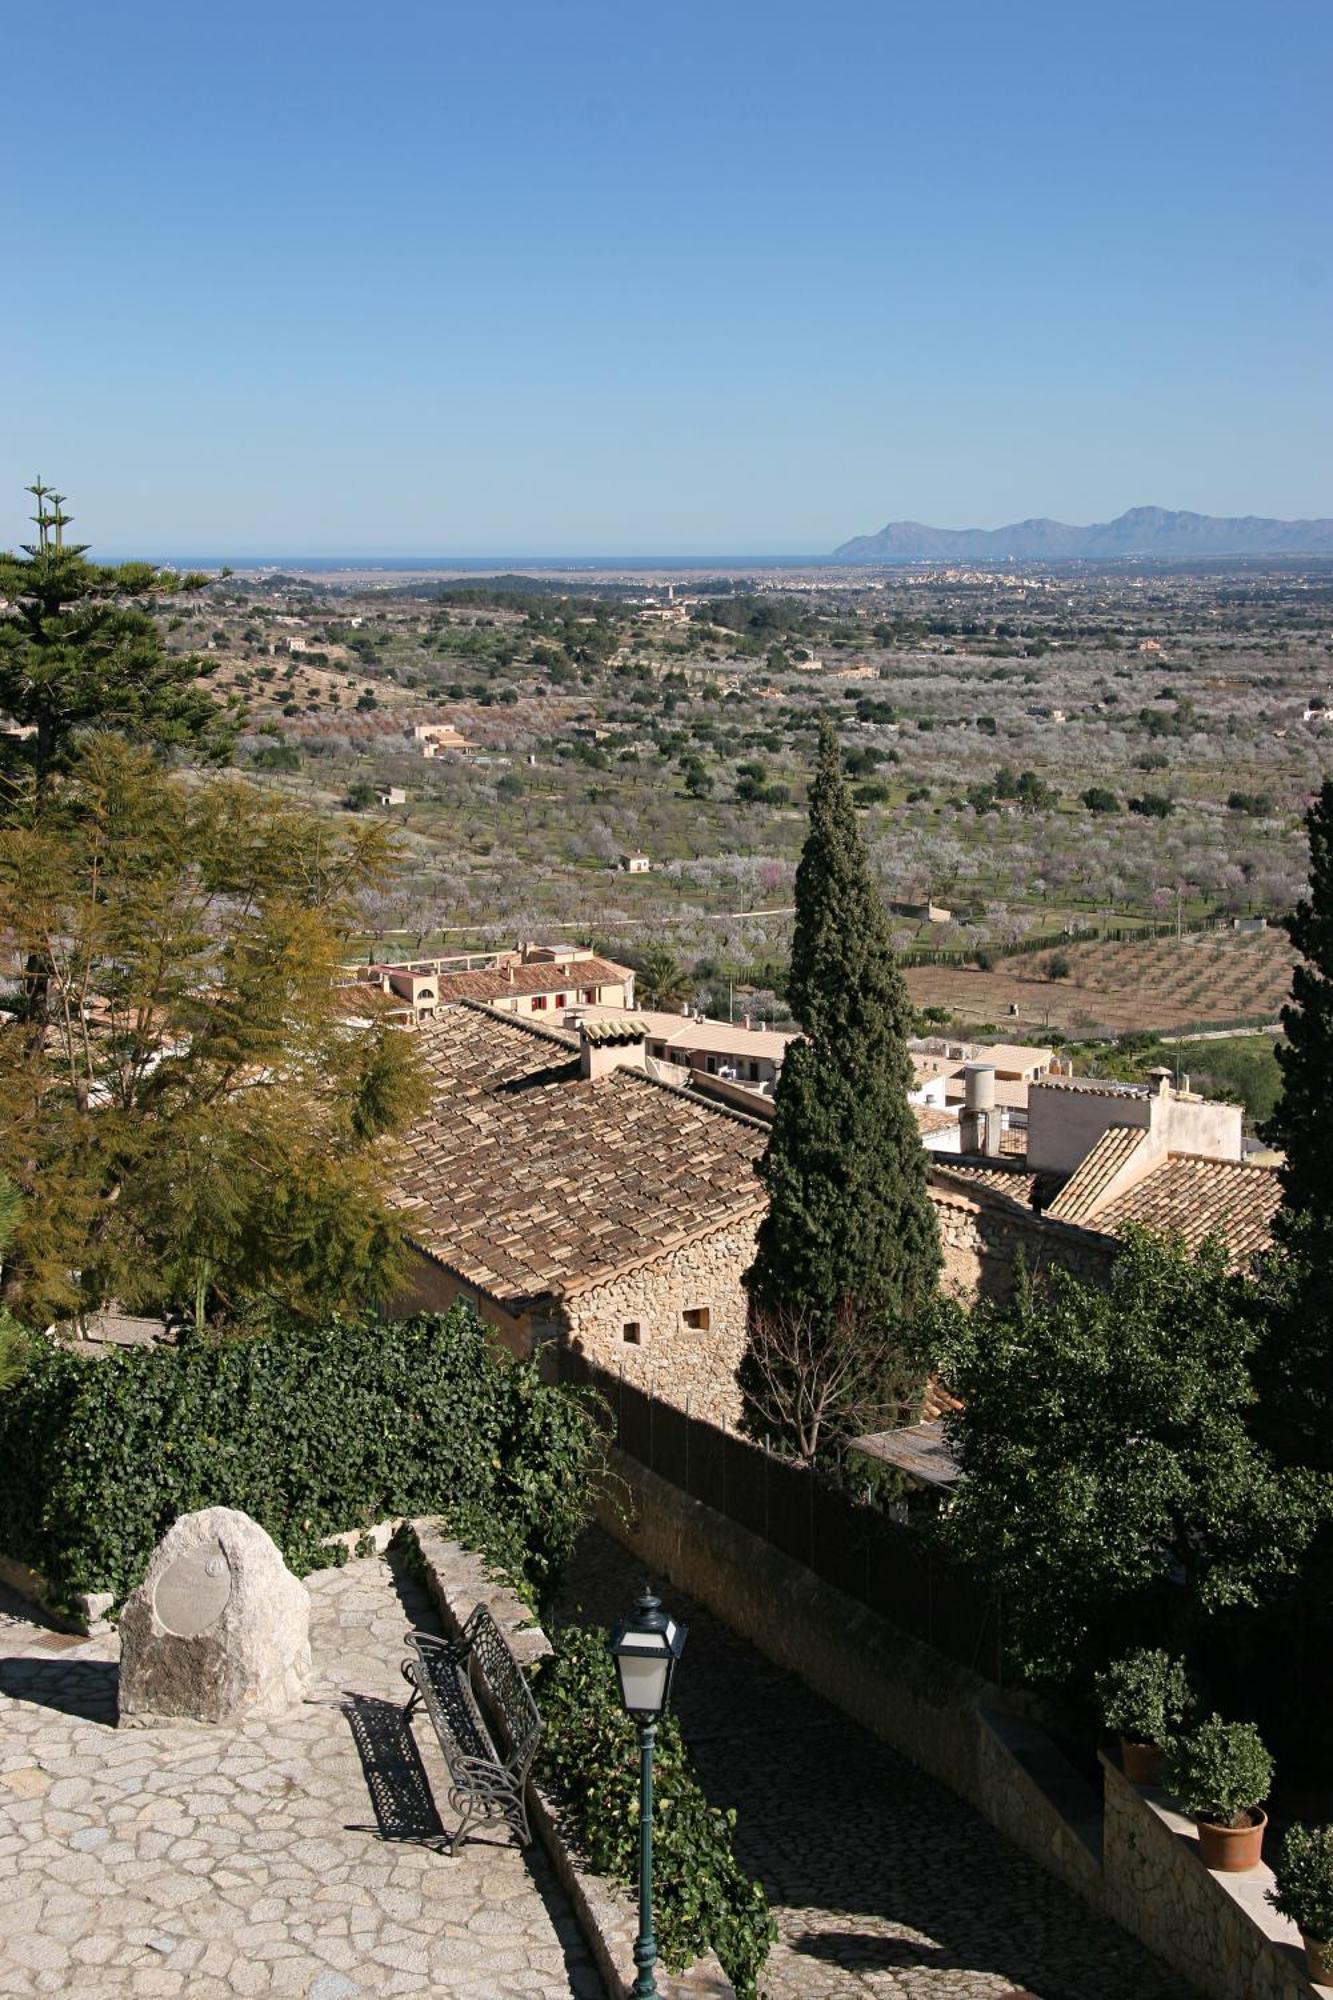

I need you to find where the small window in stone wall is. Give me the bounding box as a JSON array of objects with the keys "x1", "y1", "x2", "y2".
[
  {"x1": 622, "y1": 1321, "x2": 641, "y2": 1344},
  {"x1": 682, "y1": 1306, "x2": 710, "y2": 1331}
]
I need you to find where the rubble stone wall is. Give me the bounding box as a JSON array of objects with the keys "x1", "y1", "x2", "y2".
[
  {"x1": 931, "y1": 1187, "x2": 1114, "y2": 1300},
  {"x1": 560, "y1": 1217, "x2": 760, "y2": 1427}
]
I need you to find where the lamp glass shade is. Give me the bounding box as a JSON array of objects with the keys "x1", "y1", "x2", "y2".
[{"x1": 616, "y1": 1650, "x2": 672, "y2": 1716}]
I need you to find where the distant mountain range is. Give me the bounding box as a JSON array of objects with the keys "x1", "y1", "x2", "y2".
[{"x1": 832, "y1": 505, "x2": 1333, "y2": 563}]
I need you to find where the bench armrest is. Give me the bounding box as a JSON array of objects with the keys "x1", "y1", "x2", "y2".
[{"x1": 405, "y1": 1626, "x2": 472, "y2": 1665}]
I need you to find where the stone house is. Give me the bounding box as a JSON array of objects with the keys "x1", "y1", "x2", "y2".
[
  {"x1": 384, "y1": 1003, "x2": 1282, "y2": 1428},
  {"x1": 386, "y1": 1005, "x2": 765, "y2": 1425}
]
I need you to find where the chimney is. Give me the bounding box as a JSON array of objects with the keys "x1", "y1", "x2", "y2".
[
  {"x1": 580, "y1": 1017, "x2": 648, "y2": 1082},
  {"x1": 742, "y1": 1014, "x2": 751, "y2": 1031},
  {"x1": 960, "y1": 1063, "x2": 1001, "y2": 1156}
]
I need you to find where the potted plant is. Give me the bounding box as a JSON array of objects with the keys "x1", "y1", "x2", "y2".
[
  {"x1": 1095, "y1": 1647, "x2": 1195, "y2": 1783},
  {"x1": 1164, "y1": 1714, "x2": 1273, "y2": 1872},
  {"x1": 1269, "y1": 1823, "x2": 1333, "y2": 1982}
]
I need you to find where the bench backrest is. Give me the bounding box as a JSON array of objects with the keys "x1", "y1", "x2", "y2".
[{"x1": 462, "y1": 1602, "x2": 542, "y2": 1770}]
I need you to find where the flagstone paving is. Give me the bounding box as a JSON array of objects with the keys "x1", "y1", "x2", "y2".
[
  {"x1": 0, "y1": 1556, "x2": 600, "y2": 2000},
  {"x1": 556, "y1": 1528, "x2": 1197, "y2": 2000}
]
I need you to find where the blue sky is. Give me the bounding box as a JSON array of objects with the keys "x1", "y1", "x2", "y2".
[{"x1": 4, "y1": 0, "x2": 1331, "y2": 554}]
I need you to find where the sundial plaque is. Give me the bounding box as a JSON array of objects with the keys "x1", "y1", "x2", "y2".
[{"x1": 152, "y1": 1539, "x2": 233, "y2": 1638}]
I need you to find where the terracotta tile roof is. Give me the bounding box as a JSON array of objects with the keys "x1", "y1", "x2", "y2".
[
  {"x1": 922, "y1": 1374, "x2": 964, "y2": 1420},
  {"x1": 912, "y1": 1104, "x2": 960, "y2": 1137},
  {"x1": 388, "y1": 1005, "x2": 765, "y2": 1306},
  {"x1": 1031, "y1": 1075, "x2": 1150, "y2": 1101},
  {"x1": 1096, "y1": 1154, "x2": 1282, "y2": 1265},
  {"x1": 932, "y1": 1162, "x2": 1041, "y2": 1211},
  {"x1": 1043, "y1": 1125, "x2": 1147, "y2": 1224},
  {"x1": 420, "y1": 956, "x2": 633, "y2": 1005}
]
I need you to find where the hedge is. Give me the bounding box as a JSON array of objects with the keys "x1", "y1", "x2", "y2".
[
  {"x1": 0, "y1": 1305, "x2": 604, "y2": 1612},
  {"x1": 537, "y1": 1624, "x2": 776, "y2": 1997}
]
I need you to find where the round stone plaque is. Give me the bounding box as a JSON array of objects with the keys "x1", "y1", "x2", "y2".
[{"x1": 153, "y1": 1539, "x2": 232, "y2": 1638}]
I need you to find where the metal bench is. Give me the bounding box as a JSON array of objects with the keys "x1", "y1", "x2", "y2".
[{"x1": 401, "y1": 1603, "x2": 541, "y2": 1853}]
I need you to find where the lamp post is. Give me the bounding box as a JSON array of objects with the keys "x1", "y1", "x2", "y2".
[{"x1": 609, "y1": 1587, "x2": 688, "y2": 2000}]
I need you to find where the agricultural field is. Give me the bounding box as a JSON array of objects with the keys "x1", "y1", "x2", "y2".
[
  {"x1": 157, "y1": 557, "x2": 1333, "y2": 1019},
  {"x1": 902, "y1": 929, "x2": 1295, "y2": 1038}
]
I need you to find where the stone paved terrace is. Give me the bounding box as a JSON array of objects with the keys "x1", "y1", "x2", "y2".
[
  {"x1": 0, "y1": 1554, "x2": 600, "y2": 1999},
  {"x1": 556, "y1": 1528, "x2": 1198, "y2": 2000}
]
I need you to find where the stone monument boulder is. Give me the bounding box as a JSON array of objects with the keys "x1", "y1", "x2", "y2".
[{"x1": 118, "y1": 1506, "x2": 312, "y2": 1727}]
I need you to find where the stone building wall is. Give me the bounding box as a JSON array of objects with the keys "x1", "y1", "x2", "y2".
[
  {"x1": 930, "y1": 1185, "x2": 1115, "y2": 1300},
  {"x1": 559, "y1": 1216, "x2": 761, "y2": 1427}
]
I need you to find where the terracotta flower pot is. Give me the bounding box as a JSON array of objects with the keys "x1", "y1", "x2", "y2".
[
  {"x1": 1120, "y1": 1739, "x2": 1165, "y2": 1784},
  {"x1": 1196, "y1": 1808, "x2": 1267, "y2": 1873},
  {"x1": 1304, "y1": 1936, "x2": 1333, "y2": 1985}
]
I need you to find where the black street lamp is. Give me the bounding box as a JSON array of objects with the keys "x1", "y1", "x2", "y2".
[{"x1": 609, "y1": 1587, "x2": 688, "y2": 1999}]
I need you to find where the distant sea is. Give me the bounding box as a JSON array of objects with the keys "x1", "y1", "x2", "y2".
[{"x1": 101, "y1": 554, "x2": 836, "y2": 573}]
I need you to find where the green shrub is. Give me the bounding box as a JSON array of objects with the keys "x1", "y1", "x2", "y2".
[
  {"x1": 1164, "y1": 1715, "x2": 1273, "y2": 1827},
  {"x1": 1269, "y1": 1823, "x2": 1333, "y2": 1942},
  {"x1": 0, "y1": 1304, "x2": 604, "y2": 1612},
  {"x1": 537, "y1": 1626, "x2": 776, "y2": 1996},
  {"x1": 1095, "y1": 1647, "x2": 1195, "y2": 1743}
]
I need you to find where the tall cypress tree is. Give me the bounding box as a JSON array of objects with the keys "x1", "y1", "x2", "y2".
[
  {"x1": 744, "y1": 719, "x2": 940, "y2": 1338},
  {"x1": 1252, "y1": 781, "x2": 1333, "y2": 1473},
  {"x1": 1266, "y1": 778, "x2": 1333, "y2": 1222}
]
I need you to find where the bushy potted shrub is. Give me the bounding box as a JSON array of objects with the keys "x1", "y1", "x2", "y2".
[
  {"x1": 1164, "y1": 1714, "x2": 1273, "y2": 1872},
  {"x1": 1095, "y1": 1647, "x2": 1195, "y2": 1783},
  {"x1": 1269, "y1": 1823, "x2": 1333, "y2": 1982}
]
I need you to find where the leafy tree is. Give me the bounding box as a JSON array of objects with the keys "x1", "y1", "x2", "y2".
[
  {"x1": 0, "y1": 739, "x2": 428, "y2": 1331},
  {"x1": 634, "y1": 944, "x2": 691, "y2": 1012},
  {"x1": 936, "y1": 1232, "x2": 1325, "y2": 1682},
  {"x1": 1081, "y1": 786, "x2": 1120, "y2": 814},
  {"x1": 0, "y1": 1174, "x2": 34, "y2": 1391},
  {"x1": 743, "y1": 720, "x2": 939, "y2": 1450},
  {"x1": 0, "y1": 481, "x2": 238, "y2": 787}
]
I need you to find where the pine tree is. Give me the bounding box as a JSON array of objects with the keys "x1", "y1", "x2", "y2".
[
  {"x1": 1266, "y1": 778, "x2": 1333, "y2": 1221},
  {"x1": 0, "y1": 480, "x2": 239, "y2": 789},
  {"x1": 743, "y1": 719, "x2": 940, "y2": 1413}
]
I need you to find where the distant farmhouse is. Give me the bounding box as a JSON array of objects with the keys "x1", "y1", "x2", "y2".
[
  {"x1": 343, "y1": 943, "x2": 636, "y2": 1025},
  {"x1": 411, "y1": 721, "x2": 474, "y2": 759}
]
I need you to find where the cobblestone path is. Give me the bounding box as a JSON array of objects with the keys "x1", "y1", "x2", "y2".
[
  {"x1": 0, "y1": 1555, "x2": 599, "y2": 2000},
  {"x1": 556, "y1": 1529, "x2": 1195, "y2": 2000}
]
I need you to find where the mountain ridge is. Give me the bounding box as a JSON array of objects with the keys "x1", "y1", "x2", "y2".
[{"x1": 833, "y1": 505, "x2": 1333, "y2": 562}]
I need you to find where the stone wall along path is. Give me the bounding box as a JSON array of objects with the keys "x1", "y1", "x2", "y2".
[{"x1": 555, "y1": 1527, "x2": 1197, "y2": 2000}]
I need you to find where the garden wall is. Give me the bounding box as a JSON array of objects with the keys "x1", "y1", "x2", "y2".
[{"x1": 1101, "y1": 1757, "x2": 1324, "y2": 2000}]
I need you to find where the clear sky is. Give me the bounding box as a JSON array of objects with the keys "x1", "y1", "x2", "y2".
[{"x1": 4, "y1": 0, "x2": 1331, "y2": 554}]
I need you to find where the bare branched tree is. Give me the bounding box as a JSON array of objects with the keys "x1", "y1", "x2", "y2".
[{"x1": 740, "y1": 1296, "x2": 926, "y2": 1465}]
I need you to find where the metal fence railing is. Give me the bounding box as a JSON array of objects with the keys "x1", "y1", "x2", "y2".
[{"x1": 561, "y1": 1348, "x2": 1003, "y2": 1685}]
